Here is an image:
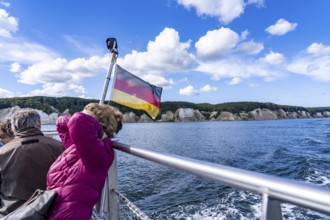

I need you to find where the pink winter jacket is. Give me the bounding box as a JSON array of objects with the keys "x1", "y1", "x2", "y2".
[{"x1": 46, "y1": 112, "x2": 114, "y2": 220}]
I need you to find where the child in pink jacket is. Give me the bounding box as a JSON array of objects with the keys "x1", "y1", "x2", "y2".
[{"x1": 47, "y1": 103, "x2": 122, "y2": 220}]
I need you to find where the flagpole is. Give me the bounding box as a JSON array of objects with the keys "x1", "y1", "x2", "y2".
[
  {"x1": 97, "y1": 38, "x2": 120, "y2": 220},
  {"x1": 100, "y1": 38, "x2": 118, "y2": 104}
]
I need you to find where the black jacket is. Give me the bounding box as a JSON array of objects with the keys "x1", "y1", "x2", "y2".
[{"x1": 0, "y1": 127, "x2": 64, "y2": 217}]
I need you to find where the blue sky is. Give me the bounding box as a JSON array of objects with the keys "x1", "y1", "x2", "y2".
[{"x1": 1, "y1": 0, "x2": 330, "y2": 107}]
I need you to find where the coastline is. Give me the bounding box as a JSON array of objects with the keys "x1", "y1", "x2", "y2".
[{"x1": 1, "y1": 105, "x2": 330, "y2": 124}]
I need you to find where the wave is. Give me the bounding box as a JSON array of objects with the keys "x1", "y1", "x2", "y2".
[
  {"x1": 302, "y1": 137, "x2": 324, "y2": 145},
  {"x1": 151, "y1": 188, "x2": 330, "y2": 220},
  {"x1": 152, "y1": 190, "x2": 261, "y2": 220},
  {"x1": 306, "y1": 169, "x2": 330, "y2": 187}
]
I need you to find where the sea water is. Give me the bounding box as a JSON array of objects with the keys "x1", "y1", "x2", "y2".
[{"x1": 43, "y1": 118, "x2": 330, "y2": 219}]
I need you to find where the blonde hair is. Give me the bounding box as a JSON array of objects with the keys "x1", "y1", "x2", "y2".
[
  {"x1": 84, "y1": 103, "x2": 123, "y2": 138},
  {"x1": 0, "y1": 119, "x2": 14, "y2": 143}
]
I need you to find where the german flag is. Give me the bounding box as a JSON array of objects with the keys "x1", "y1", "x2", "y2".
[{"x1": 110, "y1": 64, "x2": 162, "y2": 120}]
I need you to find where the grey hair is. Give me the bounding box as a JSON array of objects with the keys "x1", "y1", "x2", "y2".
[{"x1": 11, "y1": 109, "x2": 41, "y2": 132}]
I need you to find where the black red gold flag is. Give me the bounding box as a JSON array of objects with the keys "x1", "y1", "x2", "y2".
[{"x1": 110, "y1": 65, "x2": 162, "y2": 119}]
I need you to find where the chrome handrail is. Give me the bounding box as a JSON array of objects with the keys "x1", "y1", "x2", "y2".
[
  {"x1": 43, "y1": 130, "x2": 330, "y2": 219},
  {"x1": 111, "y1": 141, "x2": 330, "y2": 219}
]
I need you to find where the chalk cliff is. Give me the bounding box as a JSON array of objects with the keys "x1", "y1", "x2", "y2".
[
  {"x1": 0, "y1": 106, "x2": 59, "y2": 124},
  {"x1": 0, "y1": 106, "x2": 329, "y2": 124}
]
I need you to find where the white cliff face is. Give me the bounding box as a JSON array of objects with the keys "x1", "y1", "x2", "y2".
[
  {"x1": 1, "y1": 106, "x2": 330, "y2": 124},
  {"x1": 287, "y1": 112, "x2": 299, "y2": 119},
  {"x1": 0, "y1": 106, "x2": 21, "y2": 121},
  {"x1": 178, "y1": 108, "x2": 194, "y2": 119},
  {"x1": 323, "y1": 111, "x2": 330, "y2": 117},
  {"x1": 175, "y1": 108, "x2": 205, "y2": 121},
  {"x1": 0, "y1": 106, "x2": 58, "y2": 124},
  {"x1": 314, "y1": 112, "x2": 324, "y2": 118},
  {"x1": 161, "y1": 111, "x2": 174, "y2": 122},
  {"x1": 122, "y1": 112, "x2": 138, "y2": 123},
  {"x1": 138, "y1": 114, "x2": 153, "y2": 123},
  {"x1": 217, "y1": 111, "x2": 235, "y2": 121},
  {"x1": 239, "y1": 112, "x2": 250, "y2": 120},
  {"x1": 250, "y1": 108, "x2": 278, "y2": 120},
  {"x1": 193, "y1": 110, "x2": 206, "y2": 121},
  {"x1": 299, "y1": 110, "x2": 306, "y2": 118},
  {"x1": 275, "y1": 109, "x2": 287, "y2": 119},
  {"x1": 209, "y1": 111, "x2": 218, "y2": 120},
  {"x1": 35, "y1": 110, "x2": 59, "y2": 124}
]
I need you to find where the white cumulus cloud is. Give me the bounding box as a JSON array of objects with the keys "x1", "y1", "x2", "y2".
[
  {"x1": 0, "y1": 9, "x2": 18, "y2": 37},
  {"x1": 247, "y1": 0, "x2": 264, "y2": 6},
  {"x1": 179, "y1": 85, "x2": 199, "y2": 96},
  {"x1": 236, "y1": 40, "x2": 264, "y2": 55},
  {"x1": 265, "y1": 18, "x2": 297, "y2": 36},
  {"x1": 0, "y1": 88, "x2": 14, "y2": 98},
  {"x1": 228, "y1": 77, "x2": 242, "y2": 85},
  {"x1": 10, "y1": 62, "x2": 21, "y2": 72},
  {"x1": 195, "y1": 27, "x2": 239, "y2": 59},
  {"x1": 15, "y1": 55, "x2": 110, "y2": 97},
  {"x1": 0, "y1": 9, "x2": 59, "y2": 64},
  {"x1": 28, "y1": 83, "x2": 87, "y2": 97},
  {"x1": 1, "y1": 2, "x2": 10, "y2": 8},
  {"x1": 177, "y1": 0, "x2": 262, "y2": 24},
  {"x1": 142, "y1": 74, "x2": 174, "y2": 88},
  {"x1": 240, "y1": 30, "x2": 249, "y2": 40},
  {"x1": 200, "y1": 84, "x2": 218, "y2": 92},
  {"x1": 288, "y1": 43, "x2": 330, "y2": 82},
  {"x1": 306, "y1": 42, "x2": 330, "y2": 56},
  {"x1": 18, "y1": 56, "x2": 109, "y2": 85},
  {"x1": 0, "y1": 39, "x2": 59, "y2": 64},
  {"x1": 196, "y1": 56, "x2": 285, "y2": 82},
  {"x1": 261, "y1": 51, "x2": 285, "y2": 65},
  {"x1": 118, "y1": 27, "x2": 197, "y2": 87}
]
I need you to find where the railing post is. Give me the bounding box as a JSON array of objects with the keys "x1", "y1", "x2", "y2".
[
  {"x1": 262, "y1": 193, "x2": 282, "y2": 220},
  {"x1": 107, "y1": 153, "x2": 120, "y2": 219},
  {"x1": 97, "y1": 37, "x2": 119, "y2": 219}
]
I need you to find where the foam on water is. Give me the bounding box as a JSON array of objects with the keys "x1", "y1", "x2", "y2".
[
  {"x1": 306, "y1": 169, "x2": 330, "y2": 187},
  {"x1": 281, "y1": 203, "x2": 330, "y2": 220},
  {"x1": 152, "y1": 190, "x2": 263, "y2": 219}
]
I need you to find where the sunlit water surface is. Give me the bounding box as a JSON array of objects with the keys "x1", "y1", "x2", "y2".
[{"x1": 43, "y1": 118, "x2": 330, "y2": 219}]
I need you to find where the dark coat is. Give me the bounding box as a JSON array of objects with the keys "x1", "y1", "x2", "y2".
[{"x1": 0, "y1": 127, "x2": 64, "y2": 217}]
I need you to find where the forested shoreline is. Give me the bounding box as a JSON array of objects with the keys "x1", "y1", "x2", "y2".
[{"x1": 0, "y1": 96, "x2": 329, "y2": 120}]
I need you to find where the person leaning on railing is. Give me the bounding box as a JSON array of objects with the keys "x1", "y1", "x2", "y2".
[
  {"x1": 46, "y1": 103, "x2": 123, "y2": 220},
  {"x1": 0, "y1": 109, "x2": 64, "y2": 217},
  {"x1": 0, "y1": 119, "x2": 14, "y2": 147}
]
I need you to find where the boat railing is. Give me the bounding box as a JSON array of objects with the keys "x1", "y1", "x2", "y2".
[
  {"x1": 102, "y1": 141, "x2": 330, "y2": 220},
  {"x1": 44, "y1": 130, "x2": 330, "y2": 219}
]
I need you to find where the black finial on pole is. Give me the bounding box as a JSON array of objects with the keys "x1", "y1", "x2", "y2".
[
  {"x1": 106, "y1": 38, "x2": 118, "y2": 54},
  {"x1": 100, "y1": 38, "x2": 118, "y2": 104}
]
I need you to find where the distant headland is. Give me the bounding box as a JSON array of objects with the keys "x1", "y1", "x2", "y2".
[{"x1": 0, "y1": 96, "x2": 329, "y2": 124}]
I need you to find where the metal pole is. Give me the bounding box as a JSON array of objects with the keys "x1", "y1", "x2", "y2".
[
  {"x1": 262, "y1": 194, "x2": 282, "y2": 220},
  {"x1": 97, "y1": 38, "x2": 120, "y2": 220},
  {"x1": 107, "y1": 154, "x2": 120, "y2": 219},
  {"x1": 100, "y1": 44, "x2": 117, "y2": 104}
]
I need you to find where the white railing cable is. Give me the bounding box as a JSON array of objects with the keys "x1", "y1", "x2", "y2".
[
  {"x1": 112, "y1": 141, "x2": 330, "y2": 218},
  {"x1": 112, "y1": 188, "x2": 151, "y2": 220}
]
